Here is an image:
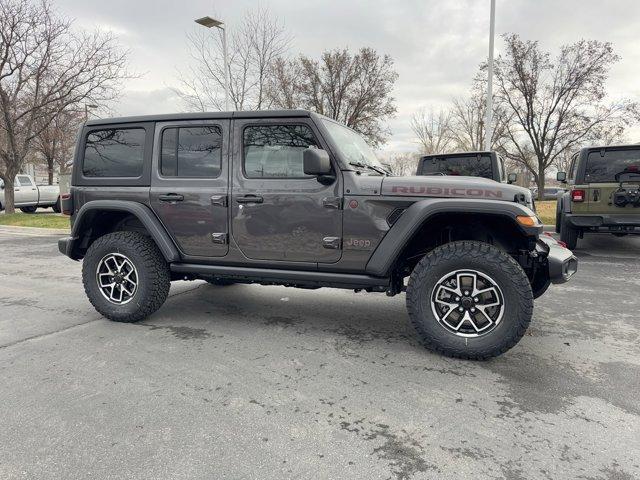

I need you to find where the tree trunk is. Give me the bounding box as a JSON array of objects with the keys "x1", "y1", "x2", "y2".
[
  {"x1": 537, "y1": 162, "x2": 546, "y2": 201},
  {"x1": 2, "y1": 176, "x2": 16, "y2": 214},
  {"x1": 48, "y1": 157, "x2": 54, "y2": 185}
]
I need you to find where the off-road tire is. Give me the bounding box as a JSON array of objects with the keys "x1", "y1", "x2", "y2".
[
  {"x1": 406, "y1": 241, "x2": 533, "y2": 360},
  {"x1": 52, "y1": 198, "x2": 61, "y2": 213},
  {"x1": 205, "y1": 278, "x2": 235, "y2": 286},
  {"x1": 560, "y1": 217, "x2": 578, "y2": 249},
  {"x1": 82, "y1": 231, "x2": 170, "y2": 322},
  {"x1": 555, "y1": 201, "x2": 562, "y2": 233},
  {"x1": 20, "y1": 206, "x2": 37, "y2": 213}
]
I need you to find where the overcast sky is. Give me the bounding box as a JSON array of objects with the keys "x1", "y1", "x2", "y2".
[{"x1": 54, "y1": 0, "x2": 640, "y2": 153}]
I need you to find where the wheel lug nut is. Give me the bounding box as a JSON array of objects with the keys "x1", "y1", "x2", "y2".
[
  {"x1": 471, "y1": 307, "x2": 476, "y2": 312},
  {"x1": 455, "y1": 296, "x2": 460, "y2": 301},
  {"x1": 474, "y1": 297, "x2": 479, "y2": 302},
  {"x1": 464, "y1": 291, "x2": 469, "y2": 295},
  {"x1": 458, "y1": 307, "x2": 464, "y2": 312}
]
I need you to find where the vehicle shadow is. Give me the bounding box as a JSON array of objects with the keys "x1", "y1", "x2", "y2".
[{"x1": 144, "y1": 282, "x2": 422, "y2": 352}]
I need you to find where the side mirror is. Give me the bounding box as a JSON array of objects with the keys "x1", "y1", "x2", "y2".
[
  {"x1": 556, "y1": 171, "x2": 567, "y2": 182},
  {"x1": 507, "y1": 173, "x2": 517, "y2": 184},
  {"x1": 303, "y1": 148, "x2": 332, "y2": 176}
]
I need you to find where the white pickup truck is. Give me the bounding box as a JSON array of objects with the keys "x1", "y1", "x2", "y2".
[{"x1": 0, "y1": 174, "x2": 61, "y2": 213}]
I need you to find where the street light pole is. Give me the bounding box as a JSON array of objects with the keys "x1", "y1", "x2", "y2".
[
  {"x1": 195, "y1": 16, "x2": 230, "y2": 111},
  {"x1": 484, "y1": 0, "x2": 496, "y2": 151}
]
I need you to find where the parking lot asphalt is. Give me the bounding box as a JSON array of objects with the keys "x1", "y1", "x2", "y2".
[{"x1": 1, "y1": 229, "x2": 639, "y2": 480}]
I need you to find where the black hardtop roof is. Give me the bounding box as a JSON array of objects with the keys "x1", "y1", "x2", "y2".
[
  {"x1": 420, "y1": 151, "x2": 495, "y2": 159},
  {"x1": 579, "y1": 144, "x2": 640, "y2": 154},
  {"x1": 85, "y1": 109, "x2": 317, "y2": 126}
]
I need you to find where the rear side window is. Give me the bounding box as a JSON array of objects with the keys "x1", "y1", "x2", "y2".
[
  {"x1": 585, "y1": 149, "x2": 640, "y2": 183},
  {"x1": 419, "y1": 155, "x2": 494, "y2": 179},
  {"x1": 243, "y1": 124, "x2": 317, "y2": 178},
  {"x1": 161, "y1": 126, "x2": 222, "y2": 177},
  {"x1": 83, "y1": 128, "x2": 145, "y2": 177}
]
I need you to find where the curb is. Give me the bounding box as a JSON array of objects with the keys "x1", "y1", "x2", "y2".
[{"x1": 0, "y1": 225, "x2": 70, "y2": 236}]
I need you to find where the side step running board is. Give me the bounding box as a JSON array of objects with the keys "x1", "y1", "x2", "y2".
[{"x1": 170, "y1": 263, "x2": 390, "y2": 290}]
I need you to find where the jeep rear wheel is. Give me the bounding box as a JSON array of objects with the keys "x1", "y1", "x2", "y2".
[
  {"x1": 82, "y1": 231, "x2": 170, "y2": 322},
  {"x1": 560, "y1": 217, "x2": 578, "y2": 249},
  {"x1": 406, "y1": 241, "x2": 533, "y2": 360}
]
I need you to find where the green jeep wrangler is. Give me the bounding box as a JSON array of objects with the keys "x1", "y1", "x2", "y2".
[{"x1": 556, "y1": 145, "x2": 640, "y2": 249}]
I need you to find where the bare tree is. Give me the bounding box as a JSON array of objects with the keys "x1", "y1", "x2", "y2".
[
  {"x1": 0, "y1": 0, "x2": 130, "y2": 212},
  {"x1": 492, "y1": 34, "x2": 638, "y2": 199},
  {"x1": 385, "y1": 152, "x2": 420, "y2": 176},
  {"x1": 410, "y1": 108, "x2": 453, "y2": 154},
  {"x1": 268, "y1": 47, "x2": 398, "y2": 147},
  {"x1": 449, "y1": 80, "x2": 512, "y2": 152},
  {"x1": 33, "y1": 108, "x2": 83, "y2": 184},
  {"x1": 176, "y1": 6, "x2": 290, "y2": 111}
]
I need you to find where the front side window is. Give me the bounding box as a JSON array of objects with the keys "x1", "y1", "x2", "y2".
[
  {"x1": 83, "y1": 128, "x2": 145, "y2": 177},
  {"x1": 243, "y1": 124, "x2": 317, "y2": 178},
  {"x1": 161, "y1": 126, "x2": 222, "y2": 177},
  {"x1": 585, "y1": 149, "x2": 640, "y2": 183},
  {"x1": 17, "y1": 175, "x2": 33, "y2": 186}
]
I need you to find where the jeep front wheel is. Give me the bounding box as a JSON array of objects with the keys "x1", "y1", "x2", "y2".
[
  {"x1": 406, "y1": 241, "x2": 533, "y2": 360},
  {"x1": 82, "y1": 231, "x2": 170, "y2": 322}
]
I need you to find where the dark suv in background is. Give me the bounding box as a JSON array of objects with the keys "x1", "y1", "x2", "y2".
[{"x1": 59, "y1": 110, "x2": 576, "y2": 359}]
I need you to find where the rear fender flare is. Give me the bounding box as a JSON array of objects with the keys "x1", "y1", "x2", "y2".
[
  {"x1": 365, "y1": 198, "x2": 539, "y2": 277},
  {"x1": 70, "y1": 200, "x2": 180, "y2": 262}
]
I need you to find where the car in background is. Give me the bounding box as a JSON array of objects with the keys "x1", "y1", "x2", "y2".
[
  {"x1": 556, "y1": 145, "x2": 640, "y2": 247},
  {"x1": 541, "y1": 187, "x2": 565, "y2": 200},
  {"x1": 0, "y1": 174, "x2": 61, "y2": 213},
  {"x1": 416, "y1": 151, "x2": 534, "y2": 210}
]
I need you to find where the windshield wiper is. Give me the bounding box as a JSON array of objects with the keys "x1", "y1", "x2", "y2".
[{"x1": 348, "y1": 161, "x2": 387, "y2": 176}]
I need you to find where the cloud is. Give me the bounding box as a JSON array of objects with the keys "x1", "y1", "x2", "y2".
[{"x1": 54, "y1": 0, "x2": 640, "y2": 149}]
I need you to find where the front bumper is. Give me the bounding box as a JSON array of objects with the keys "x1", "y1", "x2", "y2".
[
  {"x1": 537, "y1": 235, "x2": 578, "y2": 284},
  {"x1": 565, "y1": 213, "x2": 640, "y2": 233}
]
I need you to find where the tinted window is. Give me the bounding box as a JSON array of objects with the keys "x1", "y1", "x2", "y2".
[
  {"x1": 419, "y1": 155, "x2": 494, "y2": 179},
  {"x1": 83, "y1": 128, "x2": 145, "y2": 177},
  {"x1": 568, "y1": 153, "x2": 578, "y2": 180},
  {"x1": 17, "y1": 176, "x2": 33, "y2": 186},
  {"x1": 243, "y1": 125, "x2": 317, "y2": 178},
  {"x1": 161, "y1": 126, "x2": 222, "y2": 177},
  {"x1": 585, "y1": 150, "x2": 640, "y2": 183}
]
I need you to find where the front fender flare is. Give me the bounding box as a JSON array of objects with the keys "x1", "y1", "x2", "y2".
[
  {"x1": 67, "y1": 200, "x2": 180, "y2": 262},
  {"x1": 365, "y1": 198, "x2": 540, "y2": 277}
]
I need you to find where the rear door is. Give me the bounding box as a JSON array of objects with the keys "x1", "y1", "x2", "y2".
[
  {"x1": 583, "y1": 148, "x2": 640, "y2": 214},
  {"x1": 150, "y1": 119, "x2": 230, "y2": 258},
  {"x1": 230, "y1": 117, "x2": 342, "y2": 263}
]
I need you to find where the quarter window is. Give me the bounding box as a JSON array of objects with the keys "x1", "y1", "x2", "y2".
[
  {"x1": 243, "y1": 125, "x2": 318, "y2": 178},
  {"x1": 83, "y1": 128, "x2": 145, "y2": 177},
  {"x1": 161, "y1": 126, "x2": 222, "y2": 177}
]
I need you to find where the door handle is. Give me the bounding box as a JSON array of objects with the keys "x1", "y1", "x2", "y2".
[
  {"x1": 158, "y1": 193, "x2": 184, "y2": 202},
  {"x1": 15, "y1": 188, "x2": 20, "y2": 191},
  {"x1": 236, "y1": 195, "x2": 263, "y2": 204}
]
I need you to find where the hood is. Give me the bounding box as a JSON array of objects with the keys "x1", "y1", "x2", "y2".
[{"x1": 381, "y1": 175, "x2": 533, "y2": 206}]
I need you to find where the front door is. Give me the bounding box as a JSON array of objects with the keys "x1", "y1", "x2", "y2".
[
  {"x1": 15, "y1": 175, "x2": 37, "y2": 206},
  {"x1": 231, "y1": 118, "x2": 342, "y2": 263},
  {"x1": 150, "y1": 120, "x2": 230, "y2": 258}
]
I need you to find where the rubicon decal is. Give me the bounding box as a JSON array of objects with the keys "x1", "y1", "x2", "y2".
[{"x1": 391, "y1": 186, "x2": 503, "y2": 198}]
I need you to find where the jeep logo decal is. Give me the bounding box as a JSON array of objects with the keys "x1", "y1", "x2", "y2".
[{"x1": 391, "y1": 186, "x2": 503, "y2": 198}]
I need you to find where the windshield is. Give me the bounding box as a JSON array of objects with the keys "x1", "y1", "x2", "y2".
[
  {"x1": 418, "y1": 155, "x2": 494, "y2": 179},
  {"x1": 585, "y1": 149, "x2": 640, "y2": 183},
  {"x1": 321, "y1": 119, "x2": 386, "y2": 174}
]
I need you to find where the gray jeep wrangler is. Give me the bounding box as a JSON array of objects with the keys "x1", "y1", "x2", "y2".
[{"x1": 59, "y1": 110, "x2": 577, "y2": 359}]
